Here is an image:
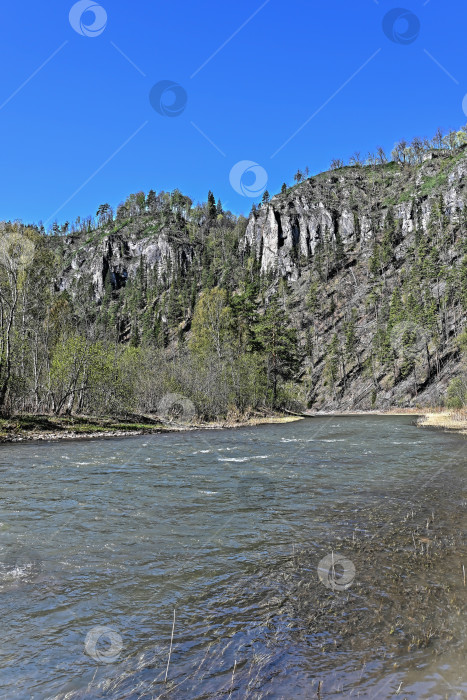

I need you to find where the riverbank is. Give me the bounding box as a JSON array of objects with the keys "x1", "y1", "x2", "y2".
[
  {"x1": 3, "y1": 408, "x2": 466, "y2": 443},
  {"x1": 0, "y1": 413, "x2": 303, "y2": 443},
  {"x1": 306, "y1": 407, "x2": 467, "y2": 434},
  {"x1": 417, "y1": 410, "x2": 467, "y2": 435}
]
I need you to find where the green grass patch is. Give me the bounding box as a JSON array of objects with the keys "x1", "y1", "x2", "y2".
[
  {"x1": 420, "y1": 172, "x2": 447, "y2": 195},
  {"x1": 398, "y1": 191, "x2": 413, "y2": 203}
]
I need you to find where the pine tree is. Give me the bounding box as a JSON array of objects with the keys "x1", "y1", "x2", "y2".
[
  {"x1": 229, "y1": 286, "x2": 260, "y2": 351},
  {"x1": 344, "y1": 310, "x2": 358, "y2": 365},
  {"x1": 207, "y1": 191, "x2": 216, "y2": 220},
  {"x1": 294, "y1": 170, "x2": 303, "y2": 184},
  {"x1": 389, "y1": 287, "x2": 405, "y2": 328},
  {"x1": 255, "y1": 294, "x2": 299, "y2": 406},
  {"x1": 147, "y1": 189, "x2": 157, "y2": 212},
  {"x1": 324, "y1": 334, "x2": 340, "y2": 398}
]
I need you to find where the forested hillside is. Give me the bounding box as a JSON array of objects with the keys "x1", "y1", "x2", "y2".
[{"x1": 1, "y1": 129, "x2": 467, "y2": 419}]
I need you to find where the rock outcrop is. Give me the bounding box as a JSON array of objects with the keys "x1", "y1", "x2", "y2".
[
  {"x1": 52, "y1": 148, "x2": 467, "y2": 411},
  {"x1": 243, "y1": 154, "x2": 466, "y2": 279}
]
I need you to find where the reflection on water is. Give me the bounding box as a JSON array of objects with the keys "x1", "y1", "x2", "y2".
[{"x1": 0, "y1": 416, "x2": 465, "y2": 698}]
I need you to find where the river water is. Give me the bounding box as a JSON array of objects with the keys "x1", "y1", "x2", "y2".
[{"x1": 0, "y1": 416, "x2": 465, "y2": 699}]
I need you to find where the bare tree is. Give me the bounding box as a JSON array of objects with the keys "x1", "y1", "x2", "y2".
[
  {"x1": 376, "y1": 146, "x2": 387, "y2": 164},
  {"x1": 349, "y1": 151, "x2": 363, "y2": 167},
  {"x1": 330, "y1": 158, "x2": 344, "y2": 170},
  {"x1": 432, "y1": 127, "x2": 444, "y2": 149}
]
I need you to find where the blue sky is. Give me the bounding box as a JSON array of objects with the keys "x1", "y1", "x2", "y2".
[{"x1": 1, "y1": 0, "x2": 466, "y2": 226}]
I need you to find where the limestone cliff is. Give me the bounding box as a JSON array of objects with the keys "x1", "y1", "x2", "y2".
[
  {"x1": 243, "y1": 151, "x2": 466, "y2": 279},
  {"x1": 52, "y1": 148, "x2": 467, "y2": 411},
  {"x1": 241, "y1": 150, "x2": 466, "y2": 410}
]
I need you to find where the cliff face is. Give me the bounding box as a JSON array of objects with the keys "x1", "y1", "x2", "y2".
[
  {"x1": 52, "y1": 148, "x2": 467, "y2": 411},
  {"x1": 244, "y1": 152, "x2": 467, "y2": 279},
  {"x1": 241, "y1": 150, "x2": 467, "y2": 410},
  {"x1": 56, "y1": 224, "x2": 195, "y2": 302}
]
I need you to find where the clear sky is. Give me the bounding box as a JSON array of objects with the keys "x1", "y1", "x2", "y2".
[{"x1": 1, "y1": 0, "x2": 467, "y2": 227}]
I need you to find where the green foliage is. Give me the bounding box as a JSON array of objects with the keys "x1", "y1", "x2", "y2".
[
  {"x1": 255, "y1": 294, "x2": 299, "y2": 406},
  {"x1": 420, "y1": 172, "x2": 447, "y2": 195},
  {"x1": 446, "y1": 376, "x2": 467, "y2": 408},
  {"x1": 2, "y1": 137, "x2": 467, "y2": 420},
  {"x1": 190, "y1": 288, "x2": 233, "y2": 359},
  {"x1": 324, "y1": 334, "x2": 340, "y2": 394}
]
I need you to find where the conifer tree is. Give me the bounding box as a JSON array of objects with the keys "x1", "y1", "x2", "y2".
[{"x1": 255, "y1": 294, "x2": 299, "y2": 406}]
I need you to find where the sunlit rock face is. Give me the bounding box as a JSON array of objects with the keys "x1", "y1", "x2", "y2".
[
  {"x1": 56, "y1": 227, "x2": 195, "y2": 302},
  {"x1": 242, "y1": 156, "x2": 466, "y2": 279},
  {"x1": 53, "y1": 149, "x2": 467, "y2": 411}
]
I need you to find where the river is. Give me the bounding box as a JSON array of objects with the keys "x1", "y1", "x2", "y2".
[{"x1": 0, "y1": 416, "x2": 465, "y2": 699}]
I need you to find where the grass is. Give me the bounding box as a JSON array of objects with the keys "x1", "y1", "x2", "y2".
[
  {"x1": 420, "y1": 171, "x2": 448, "y2": 195},
  {"x1": 398, "y1": 191, "x2": 413, "y2": 203},
  {"x1": 417, "y1": 409, "x2": 467, "y2": 434},
  {"x1": 0, "y1": 414, "x2": 167, "y2": 441}
]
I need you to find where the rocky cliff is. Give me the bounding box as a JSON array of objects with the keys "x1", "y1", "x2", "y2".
[
  {"x1": 241, "y1": 149, "x2": 467, "y2": 409},
  {"x1": 244, "y1": 151, "x2": 466, "y2": 278},
  {"x1": 52, "y1": 147, "x2": 467, "y2": 411}
]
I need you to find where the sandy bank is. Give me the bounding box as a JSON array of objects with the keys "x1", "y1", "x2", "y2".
[
  {"x1": 0, "y1": 413, "x2": 303, "y2": 444},
  {"x1": 417, "y1": 411, "x2": 467, "y2": 435}
]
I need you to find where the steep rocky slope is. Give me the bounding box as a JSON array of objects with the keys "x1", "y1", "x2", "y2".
[
  {"x1": 245, "y1": 151, "x2": 466, "y2": 277},
  {"x1": 243, "y1": 150, "x2": 467, "y2": 409},
  {"x1": 53, "y1": 148, "x2": 467, "y2": 411}
]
